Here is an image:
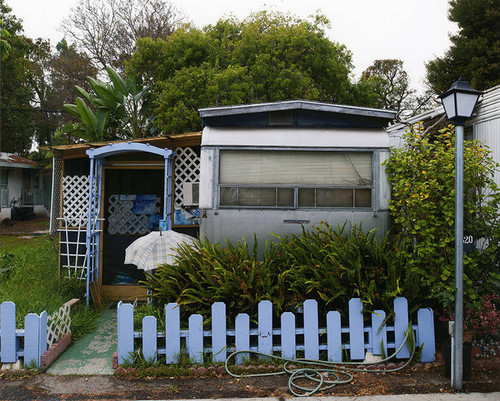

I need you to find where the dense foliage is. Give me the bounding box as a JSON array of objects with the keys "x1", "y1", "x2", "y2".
[
  {"x1": 62, "y1": 66, "x2": 154, "y2": 141},
  {"x1": 128, "y1": 11, "x2": 378, "y2": 134},
  {"x1": 426, "y1": 0, "x2": 500, "y2": 93},
  {"x1": 0, "y1": 0, "x2": 35, "y2": 154},
  {"x1": 145, "y1": 224, "x2": 422, "y2": 320},
  {"x1": 384, "y1": 123, "x2": 500, "y2": 313},
  {"x1": 274, "y1": 224, "x2": 423, "y2": 314},
  {"x1": 145, "y1": 236, "x2": 281, "y2": 320}
]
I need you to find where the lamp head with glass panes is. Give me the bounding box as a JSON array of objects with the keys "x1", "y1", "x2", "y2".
[{"x1": 439, "y1": 79, "x2": 481, "y2": 125}]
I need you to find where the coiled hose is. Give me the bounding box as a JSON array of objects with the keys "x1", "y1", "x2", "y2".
[{"x1": 225, "y1": 327, "x2": 416, "y2": 397}]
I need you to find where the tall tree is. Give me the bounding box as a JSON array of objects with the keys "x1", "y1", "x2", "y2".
[
  {"x1": 129, "y1": 11, "x2": 363, "y2": 134},
  {"x1": 426, "y1": 0, "x2": 500, "y2": 94},
  {"x1": 61, "y1": 0, "x2": 185, "y2": 71},
  {"x1": 27, "y1": 39, "x2": 98, "y2": 147},
  {"x1": 361, "y1": 59, "x2": 416, "y2": 118},
  {"x1": 0, "y1": 0, "x2": 34, "y2": 155}
]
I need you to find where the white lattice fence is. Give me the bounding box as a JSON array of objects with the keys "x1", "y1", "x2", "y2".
[
  {"x1": 108, "y1": 195, "x2": 161, "y2": 235},
  {"x1": 47, "y1": 302, "x2": 71, "y2": 348},
  {"x1": 174, "y1": 147, "x2": 200, "y2": 207},
  {"x1": 62, "y1": 175, "x2": 90, "y2": 227}
]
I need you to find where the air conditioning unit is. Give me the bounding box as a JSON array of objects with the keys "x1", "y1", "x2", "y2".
[{"x1": 182, "y1": 182, "x2": 199, "y2": 206}]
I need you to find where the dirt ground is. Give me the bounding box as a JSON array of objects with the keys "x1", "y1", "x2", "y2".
[
  {"x1": 0, "y1": 217, "x2": 50, "y2": 236},
  {"x1": 0, "y1": 365, "x2": 499, "y2": 400}
]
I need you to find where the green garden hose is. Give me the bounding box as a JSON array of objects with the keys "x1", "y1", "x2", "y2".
[{"x1": 225, "y1": 327, "x2": 416, "y2": 397}]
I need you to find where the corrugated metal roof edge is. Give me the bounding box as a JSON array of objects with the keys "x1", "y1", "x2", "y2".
[{"x1": 199, "y1": 100, "x2": 396, "y2": 120}]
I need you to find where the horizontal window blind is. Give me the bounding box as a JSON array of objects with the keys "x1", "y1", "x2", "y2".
[{"x1": 219, "y1": 151, "x2": 372, "y2": 186}]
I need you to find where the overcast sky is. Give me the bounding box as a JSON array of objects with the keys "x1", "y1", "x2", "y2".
[{"x1": 7, "y1": 0, "x2": 458, "y2": 93}]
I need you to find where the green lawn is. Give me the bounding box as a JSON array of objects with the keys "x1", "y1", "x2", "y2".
[{"x1": 0, "y1": 234, "x2": 100, "y2": 338}]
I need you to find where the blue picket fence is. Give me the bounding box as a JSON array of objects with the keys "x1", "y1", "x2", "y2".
[
  {"x1": 117, "y1": 297, "x2": 435, "y2": 366},
  {"x1": 0, "y1": 302, "x2": 48, "y2": 368}
]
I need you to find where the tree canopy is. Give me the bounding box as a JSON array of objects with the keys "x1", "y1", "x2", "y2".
[
  {"x1": 129, "y1": 11, "x2": 376, "y2": 134},
  {"x1": 426, "y1": 0, "x2": 500, "y2": 93},
  {"x1": 0, "y1": 0, "x2": 34, "y2": 154},
  {"x1": 61, "y1": 0, "x2": 185, "y2": 71}
]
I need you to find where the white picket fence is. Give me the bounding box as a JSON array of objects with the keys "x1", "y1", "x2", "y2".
[
  {"x1": 0, "y1": 302, "x2": 47, "y2": 368},
  {"x1": 117, "y1": 297, "x2": 435, "y2": 366}
]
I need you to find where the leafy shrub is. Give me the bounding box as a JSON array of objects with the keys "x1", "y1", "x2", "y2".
[
  {"x1": 384, "y1": 123, "x2": 500, "y2": 313},
  {"x1": 146, "y1": 223, "x2": 425, "y2": 318},
  {"x1": 145, "y1": 235, "x2": 283, "y2": 321},
  {"x1": 274, "y1": 223, "x2": 424, "y2": 313}
]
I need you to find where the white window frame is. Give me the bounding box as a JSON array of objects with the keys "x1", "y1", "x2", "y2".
[{"x1": 216, "y1": 148, "x2": 378, "y2": 210}]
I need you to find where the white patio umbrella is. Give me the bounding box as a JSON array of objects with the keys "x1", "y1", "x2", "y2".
[{"x1": 124, "y1": 230, "x2": 196, "y2": 272}]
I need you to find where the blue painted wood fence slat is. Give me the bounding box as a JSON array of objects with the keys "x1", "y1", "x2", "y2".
[
  {"x1": 39, "y1": 311, "x2": 47, "y2": 361},
  {"x1": 1, "y1": 302, "x2": 17, "y2": 363},
  {"x1": 394, "y1": 297, "x2": 410, "y2": 358},
  {"x1": 115, "y1": 297, "x2": 435, "y2": 367},
  {"x1": 142, "y1": 316, "x2": 157, "y2": 363},
  {"x1": 304, "y1": 299, "x2": 319, "y2": 360},
  {"x1": 349, "y1": 298, "x2": 364, "y2": 360},
  {"x1": 117, "y1": 301, "x2": 134, "y2": 364},
  {"x1": 258, "y1": 300, "x2": 273, "y2": 355},
  {"x1": 166, "y1": 303, "x2": 180, "y2": 364},
  {"x1": 372, "y1": 310, "x2": 387, "y2": 356},
  {"x1": 189, "y1": 314, "x2": 204, "y2": 364},
  {"x1": 417, "y1": 308, "x2": 436, "y2": 363},
  {"x1": 281, "y1": 312, "x2": 296, "y2": 360},
  {"x1": 212, "y1": 302, "x2": 226, "y2": 363},
  {"x1": 24, "y1": 314, "x2": 40, "y2": 367},
  {"x1": 326, "y1": 311, "x2": 342, "y2": 362},
  {"x1": 235, "y1": 313, "x2": 250, "y2": 364},
  {"x1": 0, "y1": 302, "x2": 48, "y2": 367}
]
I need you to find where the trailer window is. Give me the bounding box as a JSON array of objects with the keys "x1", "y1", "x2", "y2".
[{"x1": 219, "y1": 150, "x2": 373, "y2": 209}]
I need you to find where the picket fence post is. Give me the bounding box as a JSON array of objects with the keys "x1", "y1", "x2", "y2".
[
  {"x1": 142, "y1": 316, "x2": 157, "y2": 363},
  {"x1": 165, "y1": 303, "x2": 180, "y2": 364},
  {"x1": 326, "y1": 311, "x2": 342, "y2": 362},
  {"x1": 372, "y1": 310, "x2": 387, "y2": 357},
  {"x1": 0, "y1": 302, "x2": 48, "y2": 367},
  {"x1": 349, "y1": 298, "x2": 364, "y2": 360},
  {"x1": 258, "y1": 300, "x2": 272, "y2": 355},
  {"x1": 281, "y1": 312, "x2": 295, "y2": 360},
  {"x1": 1, "y1": 301, "x2": 17, "y2": 363},
  {"x1": 117, "y1": 301, "x2": 134, "y2": 364},
  {"x1": 212, "y1": 302, "x2": 226, "y2": 362},
  {"x1": 418, "y1": 308, "x2": 435, "y2": 363},
  {"x1": 188, "y1": 314, "x2": 203, "y2": 363}
]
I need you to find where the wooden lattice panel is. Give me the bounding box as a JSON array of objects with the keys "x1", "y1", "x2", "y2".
[
  {"x1": 174, "y1": 147, "x2": 200, "y2": 207},
  {"x1": 62, "y1": 175, "x2": 90, "y2": 227},
  {"x1": 47, "y1": 302, "x2": 71, "y2": 348}
]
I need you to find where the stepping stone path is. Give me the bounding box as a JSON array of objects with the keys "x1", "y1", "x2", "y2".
[{"x1": 48, "y1": 306, "x2": 116, "y2": 375}]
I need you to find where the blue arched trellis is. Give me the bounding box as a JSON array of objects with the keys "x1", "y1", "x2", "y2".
[{"x1": 85, "y1": 142, "x2": 174, "y2": 305}]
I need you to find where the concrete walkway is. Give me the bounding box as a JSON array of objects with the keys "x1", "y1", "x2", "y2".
[{"x1": 47, "y1": 305, "x2": 116, "y2": 375}]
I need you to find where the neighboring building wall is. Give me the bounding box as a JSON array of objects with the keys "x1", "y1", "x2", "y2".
[
  {"x1": 0, "y1": 169, "x2": 22, "y2": 220},
  {"x1": 472, "y1": 86, "x2": 500, "y2": 188},
  {"x1": 0, "y1": 167, "x2": 51, "y2": 220},
  {"x1": 200, "y1": 126, "x2": 391, "y2": 248}
]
